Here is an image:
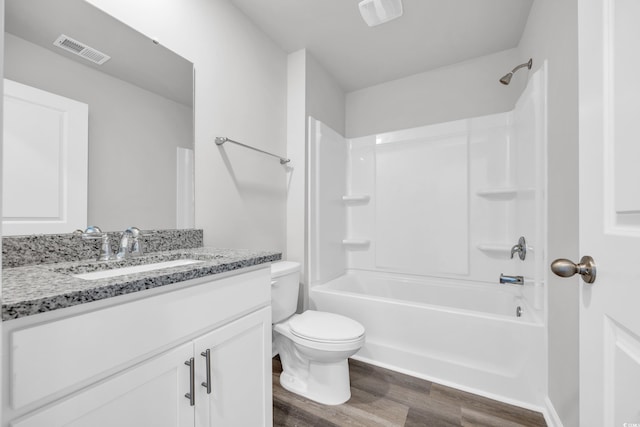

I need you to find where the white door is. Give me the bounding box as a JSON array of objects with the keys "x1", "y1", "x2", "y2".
[
  {"x1": 3, "y1": 79, "x2": 88, "y2": 235},
  {"x1": 194, "y1": 307, "x2": 272, "y2": 427},
  {"x1": 11, "y1": 342, "x2": 195, "y2": 427},
  {"x1": 577, "y1": 0, "x2": 640, "y2": 425}
]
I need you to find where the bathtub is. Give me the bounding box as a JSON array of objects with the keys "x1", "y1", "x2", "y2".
[{"x1": 309, "y1": 270, "x2": 546, "y2": 409}]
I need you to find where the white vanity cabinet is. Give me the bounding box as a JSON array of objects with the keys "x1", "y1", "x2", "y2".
[
  {"x1": 11, "y1": 342, "x2": 196, "y2": 427},
  {"x1": 2, "y1": 266, "x2": 273, "y2": 427},
  {"x1": 194, "y1": 308, "x2": 272, "y2": 427}
]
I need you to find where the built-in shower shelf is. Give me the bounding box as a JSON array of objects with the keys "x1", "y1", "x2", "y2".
[
  {"x1": 342, "y1": 239, "x2": 371, "y2": 247},
  {"x1": 342, "y1": 195, "x2": 370, "y2": 203},
  {"x1": 476, "y1": 187, "x2": 537, "y2": 200},
  {"x1": 476, "y1": 187, "x2": 518, "y2": 200},
  {"x1": 477, "y1": 243, "x2": 512, "y2": 257}
]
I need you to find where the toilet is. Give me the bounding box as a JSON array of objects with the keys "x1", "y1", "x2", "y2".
[{"x1": 271, "y1": 261, "x2": 365, "y2": 405}]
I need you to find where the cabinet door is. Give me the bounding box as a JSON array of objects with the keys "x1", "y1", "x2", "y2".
[
  {"x1": 12, "y1": 342, "x2": 195, "y2": 427},
  {"x1": 194, "y1": 307, "x2": 272, "y2": 427}
]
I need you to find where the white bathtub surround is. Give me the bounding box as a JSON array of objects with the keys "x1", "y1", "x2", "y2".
[
  {"x1": 308, "y1": 119, "x2": 348, "y2": 285},
  {"x1": 343, "y1": 108, "x2": 545, "y2": 296},
  {"x1": 309, "y1": 63, "x2": 547, "y2": 301},
  {"x1": 512, "y1": 63, "x2": 548, "y2": 313},
  {"x1": 307, "y1": 64, "x2": 548, "y2": 411},
  {"x1": 373, "y1": 124, "x2": 469, "y2": 277}
]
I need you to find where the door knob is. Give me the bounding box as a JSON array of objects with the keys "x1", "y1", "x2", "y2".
[{"x1": 550, "y1": 256, "x2": 596, "y2": 284}]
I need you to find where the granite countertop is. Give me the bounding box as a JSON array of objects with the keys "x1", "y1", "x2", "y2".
[{"x1": 2, "y1": 247, "x2": 281, "y2": 321}]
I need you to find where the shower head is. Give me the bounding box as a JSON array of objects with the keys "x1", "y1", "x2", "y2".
[
  {"x1": 499, "y1": 73, "x2": 513, "y2": 85},
  {"x1": 499, "y1": 58, "x2": 532, "y2": 85}
]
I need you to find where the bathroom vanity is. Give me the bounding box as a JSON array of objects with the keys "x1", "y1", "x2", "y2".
[{"x1": 1, "y1": 246, "x2": 280, "y2": 427}]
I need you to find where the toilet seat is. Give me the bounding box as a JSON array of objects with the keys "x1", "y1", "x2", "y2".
[{"x1": 288, "y1": 310, "x2": 365, "y2": 343}]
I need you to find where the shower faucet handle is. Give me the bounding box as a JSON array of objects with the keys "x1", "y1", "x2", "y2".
[{"x1": 510, "y1": 236, "x2": 527, "y2": 261}]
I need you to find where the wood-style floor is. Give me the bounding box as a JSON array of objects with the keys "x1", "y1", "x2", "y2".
[{"x1": 273, "y1": 357, "x2": 547, "y2": 427}]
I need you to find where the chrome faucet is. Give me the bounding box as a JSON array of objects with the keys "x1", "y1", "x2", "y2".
[
  {"x1": 510, "y1": 236, "x2": 527, "y2": 260},
  {"x1": 116, "y1": 227, "x2": 145, "y2": 260},
  {"x1": 500, "y1": 274, "x2": 524, "y2": 285},
  {"x1": 80, "y1": 226, "x2": 114, "y2": 261}
]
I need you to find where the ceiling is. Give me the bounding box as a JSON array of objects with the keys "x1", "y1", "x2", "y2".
[{"x1": 228, "y1": 0, "x2": 533, "y2": 92}]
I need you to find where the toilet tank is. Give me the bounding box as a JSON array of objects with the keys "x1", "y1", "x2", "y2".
[{"x1": 270, "y1": 261, "x2": 301, "y2": 323}]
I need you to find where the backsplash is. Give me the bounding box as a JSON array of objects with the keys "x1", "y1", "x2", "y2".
[{"x1": 2, "y1": 229, "x2": 204, "y2": 268}]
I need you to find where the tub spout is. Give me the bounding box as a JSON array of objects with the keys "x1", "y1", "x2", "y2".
[{"x1": 500, "y1": 274, "x2": 524, "y2": 285}]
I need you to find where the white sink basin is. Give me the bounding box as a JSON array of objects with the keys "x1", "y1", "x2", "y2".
[{"x1": 73, "y1": 259, "x2": 203, "y2": 280}]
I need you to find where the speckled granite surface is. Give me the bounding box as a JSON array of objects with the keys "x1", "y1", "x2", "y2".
[
  {"x1": 2, "y1": 247, "x2": 281, "y2": 321},
  {"x1": 2, "y1": 229, "x2": 203, "y2": 268}
]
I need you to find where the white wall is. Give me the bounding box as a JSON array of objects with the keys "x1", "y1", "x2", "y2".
[
  {"x1": 286, "y1": 49, "x2": 346, "y2": 308},
  {"x1": 4, "y1": 33, "x2": 193, "y2": 231},
  {"x1": 286, "y1": 51, "x2": 306, "y2": 264},
  {"x1": 86, "y1": 0, "x2": 288, "y2": 251},
  {"x1": 345, "y1": 48, "x2": 524, "y2": 138},
  {"x1": 286, "y1": 50, "x2": 307, "y2": 310},
  {"x1": 518, "y1": 0, "x2": 580, "y2": 426},
  {"x1": 305, "y1": 53, "x2": 345, "y2": 136}
]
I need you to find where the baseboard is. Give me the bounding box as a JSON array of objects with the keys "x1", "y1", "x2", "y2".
[{"x1": 542, "y1": 396, "x2": 564, "y2": 427}]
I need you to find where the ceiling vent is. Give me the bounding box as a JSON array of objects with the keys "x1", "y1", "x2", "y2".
[
  {"x1": 53, "y1": 34, "x2": 111, "y2": 65},
  {"x1": 358, "y1": 0, "x2": 403, "y2": 27}
]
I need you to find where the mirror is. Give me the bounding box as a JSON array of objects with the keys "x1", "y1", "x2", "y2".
[{"x1": 3, "y1": 0, "x2": 194, "y2": 234}]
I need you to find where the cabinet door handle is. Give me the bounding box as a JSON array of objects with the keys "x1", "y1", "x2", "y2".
[
  {"x1": 184, "y1": 358, "x2": 195, "y2": 406},
  {"x1": 201, "y1": 349, "x2": 212, "y2": 394}
]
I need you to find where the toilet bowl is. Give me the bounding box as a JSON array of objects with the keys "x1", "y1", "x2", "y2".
[{"x1": 271, "y1": 261, "x2": 365, "y2": 405}]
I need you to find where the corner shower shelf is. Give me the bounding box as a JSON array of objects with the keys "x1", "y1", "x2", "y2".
[
  {"x1": 477, "y1": 243, "x2": 512, "y2": 257},
  {"x1": 342, "y1": 195, "x2": 370, "y2": 203},
  {"x1": 476, "y1": 187, "x2": 518, "y2": 200},
  {"x1": 476, "y1": 187, "x2": 537, "y2": 200},
  {"x1": 342, "y1": 239, "x2": 370, "y2": 247}
]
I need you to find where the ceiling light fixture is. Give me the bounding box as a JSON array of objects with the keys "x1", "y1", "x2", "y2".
[{"x1": 358, "y1": 0, "x2": 403, "y2": 27}]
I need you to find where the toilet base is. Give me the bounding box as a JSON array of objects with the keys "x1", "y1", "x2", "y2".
[
  {"x1": 279, "y1": 358, "x2": 351, "y2": 405},
  {"x1": 275, "y1": 332, "x2": 355, "y2": 405}
]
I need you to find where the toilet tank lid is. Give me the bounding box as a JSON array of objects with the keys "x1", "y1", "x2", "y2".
[{"x1": 271, "y1": 261, "x2": 301, "y2": 278}]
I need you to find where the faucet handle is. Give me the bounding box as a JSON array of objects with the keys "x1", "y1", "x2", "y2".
[
  {"x1": 125, "y1": 227, "x2": 141, "y2": 237},
  {"x1": 130, "y1": 231, "x2": 145, "y2": 257},
  {"x1": 510, "y1": 236, "x2": 527, "y2": 260},
  {"x1": 80, "y1": 226, "x2": 114, "y2": 261},
  {"x1": 81, "y1": 225, "x2": 104, "y2": 239}
]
